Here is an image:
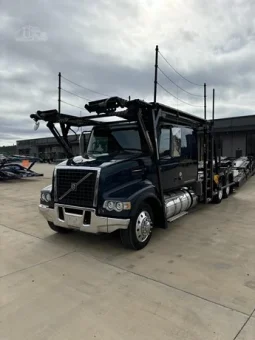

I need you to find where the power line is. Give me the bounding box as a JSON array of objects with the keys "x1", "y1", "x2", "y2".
[
  {"x1": 158, "y1": 66, "x2": 203, "y2": 97},
  {"x1": 61, "y1": 75, "x2": 110, "y2": 97},
  {"x1": 157, "y1": 83, "x2": 204, "y2": 108},
  {"x1": 61, "y1": 88, "x2": 91, "y2": 101},
  {"x1": 158, "y1": 50, "x2": 203, "y2": 87},
  {"x1": 61, "y1": 100, "x2": 85, "y2": 110}
]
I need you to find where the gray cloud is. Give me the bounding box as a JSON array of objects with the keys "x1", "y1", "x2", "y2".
[{"x1": 0, "y1": 0, "x2": 255, "y2": 146}]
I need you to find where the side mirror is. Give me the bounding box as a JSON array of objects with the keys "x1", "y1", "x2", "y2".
[
  {"x1": 79, "y1": 131, "x2": 90, "y2": 156},
  {"x1": 34, "y1": 121, "x2": 40, "y2": 131},
  {"x1": 172, "y1": 127, "x2": 181, "y2": 157}
]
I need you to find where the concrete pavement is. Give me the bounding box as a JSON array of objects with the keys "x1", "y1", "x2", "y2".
[{"x1": 1, "y1": 163, "x2": 255, "y2": 339}]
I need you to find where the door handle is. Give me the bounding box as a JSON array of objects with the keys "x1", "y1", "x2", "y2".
[{"x1": 175, "y1": 172, "x2": 183, "y2": 181}]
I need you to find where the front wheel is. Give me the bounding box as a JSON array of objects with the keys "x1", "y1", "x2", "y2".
[{"x1": 120, "y1": 203, "x2": 153, "y2": 250}]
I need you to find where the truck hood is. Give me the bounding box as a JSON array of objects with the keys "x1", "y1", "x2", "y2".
[
  {"x1": 56, "y1": 153, "x2": 151, "y2": 201},
  {"x1": 44, "y1": 153, "x2": 154, "y2": 210},
  {"x1": 57, "y1": 154, "x2": 143, "y2": 169}
]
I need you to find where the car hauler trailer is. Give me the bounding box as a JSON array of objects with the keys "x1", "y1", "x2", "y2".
[
  {"x1": 30, "y1": 96, "x2": 254, "y2": 250},
  {"x1": 0, "y1": 157, "x2": 43, "y2": 180}
]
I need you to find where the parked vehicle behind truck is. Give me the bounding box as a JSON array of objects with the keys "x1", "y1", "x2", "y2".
[{"x1": 30, "y1": 96, "x2": 254, "y2": 250}]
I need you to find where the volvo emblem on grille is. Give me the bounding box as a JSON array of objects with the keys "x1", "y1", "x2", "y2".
[
  {"x1": 59, "y1": 172, "x2": 93, "y2": 201},
  {"x1": 71, "y1": 183, "x2": 77, "y2": 191}
]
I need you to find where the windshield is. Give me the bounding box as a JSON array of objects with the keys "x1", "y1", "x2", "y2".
[{"x1": 87, "y1": 126, "x2": 147, "y2": 158}]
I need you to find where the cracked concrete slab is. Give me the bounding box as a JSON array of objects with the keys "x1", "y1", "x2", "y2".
[
  {"x1": 105, "y1": 181, "x2": 255, "y2": 315},
  {"x1": 0, "y1": 224, "x2": 71, "y2": 277},
  {"x1": 235, "y1": 315, "x2": 255, "y2": 340},
  {"x1": 0, "y1": 252, "x2": 248, "y2": 340}
]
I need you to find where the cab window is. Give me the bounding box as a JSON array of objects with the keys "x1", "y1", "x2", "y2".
[{"x1": 159, "y1": 128, "x2": 171, "y2": 157}]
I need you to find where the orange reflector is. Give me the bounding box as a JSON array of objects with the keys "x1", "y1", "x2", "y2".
[
  {"x1": 214, "y1": 175, "x2": 219, "y2": 184},
  {"x1": 22, "y1": 159, "x2": 30, "y2": 167}
]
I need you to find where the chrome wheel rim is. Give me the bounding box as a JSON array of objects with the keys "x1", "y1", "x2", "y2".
[
  {"x1": 135, "y1": 211, "x2": 152, "y2": 242},
  {"x1": 225, "y1": 185, "x2": 230, "y2": 195},
  {"x1": 218, "y1": 189, "x2": 223, "y2": 200}
]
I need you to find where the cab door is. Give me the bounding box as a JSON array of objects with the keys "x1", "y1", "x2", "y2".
[
  {"x1": 179, "y1": 127, "x2": 197, "y2": 184},
  {"x1": 158, "y1": 126, "x2": 197, "y2": 191},
  {"x1": 158, "y1": 126, "x2": 183, "y2": 191}
]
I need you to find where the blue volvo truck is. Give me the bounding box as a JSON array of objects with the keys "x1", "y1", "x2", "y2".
[{"x1": 30, "y1": 97, "x2": 254, "y2": 250}]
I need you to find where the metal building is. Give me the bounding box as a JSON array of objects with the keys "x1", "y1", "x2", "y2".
[
  {"x1": 16, "y1": 133, "x2": 90, "y2": 161},
  {"x1": 213, "y1": 115, "x2": 255, "y2": 158}
]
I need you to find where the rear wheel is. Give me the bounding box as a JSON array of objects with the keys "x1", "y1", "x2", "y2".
[
  {"x1": 120, "y1": 203, "x2": 153, "y2": 250},
  {"x1": 229, "y1": 178, "x2": 235, "y2": 194},
  {"x1": 48, "y1": 222, "x2": 73, "y2": 234},
  {"x1": 212, "y1": 186, "x2": 223, "y2": 204}
]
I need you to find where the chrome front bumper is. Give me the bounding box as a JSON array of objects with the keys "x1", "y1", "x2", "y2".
[{"x1": 39, "y1": 204, "x2": 130, "y2": 234}]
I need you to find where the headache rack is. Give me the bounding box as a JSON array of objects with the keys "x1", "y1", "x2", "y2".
[{"x1": 30, "y1": 96, "x2": 216, "y2": 225}]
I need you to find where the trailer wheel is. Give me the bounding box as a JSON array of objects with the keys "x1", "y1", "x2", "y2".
[
  {"x1": 48, "y1": 222, "x2": 73, "y2": 234},
  {"x1": 212, "y1": 187, "x2": 223, "y2": 204},
  {"x1": 223, "y1": 181, "x2": 230, "y2": 199},
  {"x1": 120, "y1": 203, "x2": 154, "y2": 250},
  {"x1": 227, "y1": 174, "x2": 234, "y2": 194}
]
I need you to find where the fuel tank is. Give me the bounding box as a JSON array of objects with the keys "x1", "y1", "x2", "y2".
[{"x1": 164, "y1": 189, "x2": 198, "y2": 219}]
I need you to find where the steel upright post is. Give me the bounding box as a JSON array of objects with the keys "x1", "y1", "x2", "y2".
[
  {"x1": 210, "y1": 88, "x2": 216, "y2": 195},
  {"x1": 154, "y1": 45, "x2": 159, "y2": 104},
  {"x1": 212, "y1": 88, "x2": 220, "y2": 169},
  {"x1": 58, "y1": 72, "x2": 61, "y2": 114},
  {"x1": 204, "y1": 83, "x2": 207, "y2": 120},
  {"x1": 203, "y1": 83, "x2": 207, "y2": 203},
  {"x1": 212, "y1": 88, "x2": 215, "y2": 122}
]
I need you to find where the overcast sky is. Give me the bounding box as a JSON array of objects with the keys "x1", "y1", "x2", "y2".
[{"x1": 0, "y1": 0, "x2": 255, "y2": 146}]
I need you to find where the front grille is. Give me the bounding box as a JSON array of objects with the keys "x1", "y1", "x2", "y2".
[{"x1": 56, "y1": 168, "x2": 98, "y2": 207}]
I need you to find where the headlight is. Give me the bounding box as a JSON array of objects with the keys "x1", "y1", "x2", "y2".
[
  {"x1": 103, "y1": 200, "x2": 131, "y2": 212},
  {"x1": 115, "y1": 202, "x2": 123, "y2": 212},
  {"x1": 107, "y1": 201, "x2": 115, "y2": 211},
  {"x1": 41, "y1": 192, "x2": 52, "y2": 202},
  {"x1": 46, "y1": 193, "x2": 51, "y2": 202}
]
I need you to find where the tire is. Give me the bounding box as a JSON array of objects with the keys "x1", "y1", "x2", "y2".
[
  {"x1": 48, "y1": 222, "x2": 73, "y2": 234},
  {"x1": 223, "y1": 181, "x2": 230, "y2": 199},
  {"x1": 120, "y1": 203, "x2": 154, "y2": 250},
  {"x1": 228, "y1": 175, "x2": 235, "y2": 194},
  {"x1": 212, "y1": 187, "x2": 223, "y2": 204},
  {"x1": 229, "y1": 185, "x2": 234, "y2": 194}
]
